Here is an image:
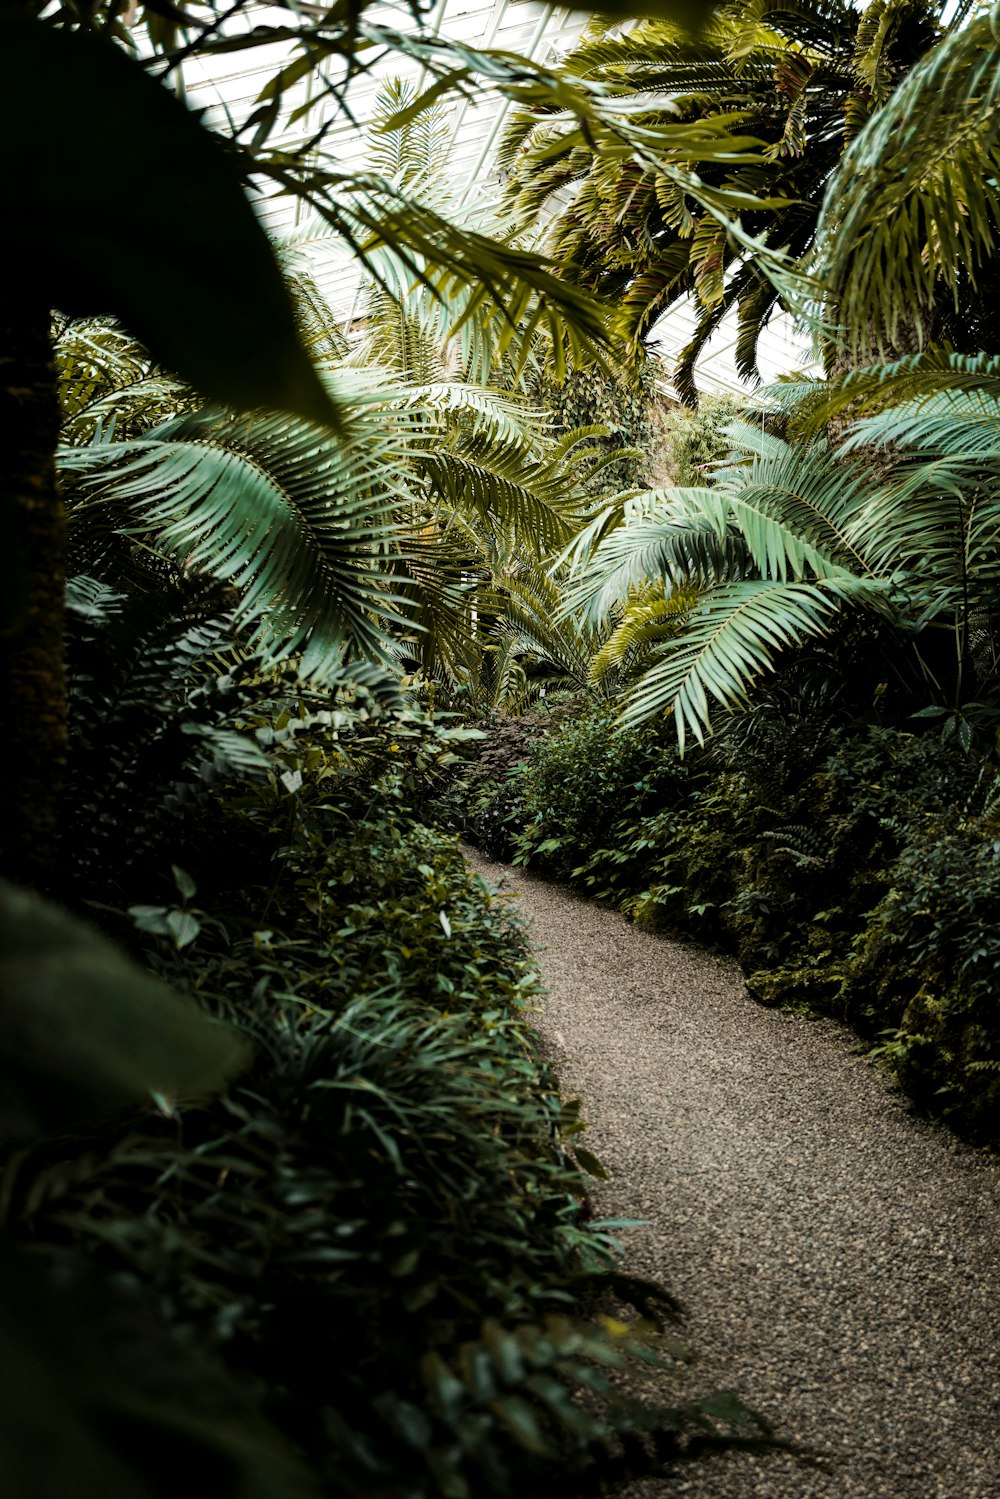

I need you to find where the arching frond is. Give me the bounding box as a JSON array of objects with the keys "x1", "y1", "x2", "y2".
[
  {"x1": 619, "y1": 575, "x2": 885, "y2": 748},
  {"x1": 60, "y1": 404, "x2": 421, "y2": 676},
  {"x1": 590, "y1": 586, "x2": 699, "y2": 685},
  {"x1": 55, "y1": 318, "x2": 191, "y2": 444},
  {"x1": 563, "y1": 488, "x2": 749, "y2": 626},
  {"x1": 815, "y1": 11, "x2": 1000, "y2": 357},
  {"x1": 842, "y1": 386, "x2": 1000, "y2": 463},
  {"x1": 776, "y1": 350, "x2": 1000, "y2": 438},
  {"x1": 501, "y1": 1, "x2": 946, "y2": 398},
  {"x1": 726, "y1": 434, "x2": 880, "y2": 578}
]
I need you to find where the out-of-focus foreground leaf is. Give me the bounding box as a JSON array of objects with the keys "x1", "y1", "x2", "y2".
[
  {"x1": 0, "y1": 1252, "x2": 320, "y2": 1499},
  {"x1": 0, "y1": 880, "x2": 248, "y2": 1138},
  {"x1": 0, "y1": 18, "x2": 338, "y2": 428}
]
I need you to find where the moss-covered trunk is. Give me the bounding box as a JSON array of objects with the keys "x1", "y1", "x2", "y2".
[{"x1": 0, "y1": 300, "x2": 65, "y2": 891}]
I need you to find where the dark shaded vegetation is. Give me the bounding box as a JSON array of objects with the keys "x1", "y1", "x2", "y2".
[{"x1": 1, "y1": 573, "x2": 785, "y2": 1498}]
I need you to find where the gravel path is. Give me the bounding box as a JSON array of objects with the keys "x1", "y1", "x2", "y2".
[{"x1": 463, "y1": 846, "x2": 1000, "y2": 1499}]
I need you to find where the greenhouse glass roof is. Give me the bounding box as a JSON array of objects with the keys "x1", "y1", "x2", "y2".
[{"x1": 180, "y1": 1, "x2": 816, "y2": 398}]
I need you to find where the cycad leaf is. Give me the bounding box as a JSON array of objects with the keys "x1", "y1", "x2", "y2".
[
  {"x1": 60, "y1": 405, "x2": 419, "y2": 673},
  {"x1": 621, "y1": 576, "x2": 882, "y2": 749},
  {"x1": 563, "y1": 488, "x2": 747, "y2": 625},
  {"x1": 815, "y1": 13, "x2": 1000, "y2": 356}
]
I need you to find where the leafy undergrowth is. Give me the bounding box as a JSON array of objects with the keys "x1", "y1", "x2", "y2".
[
  {"x1": 0, "y1": 577, "x2": 786, "y2": 1498},
  {"x1": 478, "y1": 699, "x2": 1000, "y2": 1146}
]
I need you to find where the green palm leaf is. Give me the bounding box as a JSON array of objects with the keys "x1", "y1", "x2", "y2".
[
  {"x1": 564, "y1": 488, "x2": 749, "y2": 626},
  {"x1": 61, "y1": 405, "x2": 420, "y2": 675},
  {"x1": 776, "y1": 350, "x2": 1000, "y2": 437},
  {"x1": 498, "y1": 2, "x2": 940, "y2": 394},
  {"x1": 815, "y1": 11, "x2": 1000, "y2": 357},
  {"x1": 620, "y1": 576, "x2": 884, "y2": 748},
  {"x1": 725, "y1": 432, "x2": 879, "y2": 578}
]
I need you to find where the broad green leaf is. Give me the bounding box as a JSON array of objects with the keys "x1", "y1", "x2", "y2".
[
  {"x1": 0, "y1": 19, "x2": 337, "y2": 428},
  {"x1": 0, "y1": 880, "x2": 248, "y2": 1138},
  {"x1": 172, "y1": 865, "x2": 197, "y2": 902},
  {"x1": 166, "y1": 909, "x2": 201, "y2": 949}
]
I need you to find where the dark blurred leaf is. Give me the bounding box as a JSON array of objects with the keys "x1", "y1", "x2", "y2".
[
  {"x1": 572, "y1": 1146, "x2": 609, "y2": 1180},
  {"x1": 0, "y1": 880, "x2": 248, "y2": 1138},
  {"x1": 0, "y1": 19, "x2": 338, "y2": 428},
  {"x1": 0, "y1": 1251, "x2": 320, "y2": 1499}
]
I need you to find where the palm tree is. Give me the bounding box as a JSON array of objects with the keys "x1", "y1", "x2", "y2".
[
  {"x1": 501, "y1": 0, "x2": 962, "y2": 403},
  {"x1": 566, "y1": 389, "x2": 1000, "y2": 749},
  {"x1": 813, "y1": 6, "x2": 1000, "y2": 365},
  {"x1": 56, "y1": 291, "x2": 613, "y2": 698},
  {"x1": 0, "y1": 5, "x2": 613, "y2": 886}
]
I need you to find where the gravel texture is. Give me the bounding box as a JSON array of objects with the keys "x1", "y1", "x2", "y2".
[{"x1": 463, "y1": 846, "x2": 1000, "y2": 1499}]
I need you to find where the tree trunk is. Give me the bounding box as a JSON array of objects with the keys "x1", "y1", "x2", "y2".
[{"x1": 0, "y1": 300, "x2": 65, "y2": 891}]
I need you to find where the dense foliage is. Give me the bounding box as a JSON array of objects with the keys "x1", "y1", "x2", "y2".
[
  {"x1": 502, "y1": 0, "x2": 967, "y2": 401},
  {"x1": 476, "y1": 698, "x2": 1000, "y2": 1144},
  {"x1": 11, "y1": 1, "x2": 1000, "y2": 1492},
  {"x1": 1, "y1": 575, "x2": 783, "y2": 1496}
]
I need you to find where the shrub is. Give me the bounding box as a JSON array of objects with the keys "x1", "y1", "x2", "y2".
[
  {"x1": 4, "y1": 587, "x2": 780, "y2": 1497},
  {"x1": 532, "y1": 360, "x2": 660, "y2": 493},
  {"x1": 466, "y1": 696, "x2": 584, "y2": 860},
  {"x1": 504, "y1": 701, "x2": 1000, "y2": 1141},
  {"x1": 512, "y1": 705, "x2": 695, "y2": 891},
  {"x1": 661, "y1": 394, "x2": 743, "y2": 487},
  {"x1": 9, "y1": 805, "x2": 778, "y2": 1496},
  {"x1": 844, "y1": 808, "x2": 1000, "y2": 1138}
]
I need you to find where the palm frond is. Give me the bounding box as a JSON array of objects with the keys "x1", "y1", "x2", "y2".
[
  {"x1": 590, "y1": 586, "x2": 699, "y2": 684},
  {"x1": 56, "y1": 318, "x2": 191, "y2": 443},
  {"x1": 815, "y1": 12, "x2": 1000, "y2": 356},
  {"x1": 60, "y1": 402, "x2": 421, "y2": 676},
  {"x1": 725, "y1": 432, "x2": 880, "y2": 578},
  {"x1": 842, "y1": 386, "x2": 1000, "y2": 463},
  {"x1": 498, "y1": 0, "x2": 935, "y2": 393},
  {"x1": 619, "y1": 575, "x2": 884, "y2": 748},
  {"x1": 776, "y1": 350, "x2": 1000, "y2": 438},
  {"x1": 834, "y1": 387, "x2": 1000, "y2": 591},
  {"x1": 563, "y1": 488, "x2": 749, "y2": 626}
]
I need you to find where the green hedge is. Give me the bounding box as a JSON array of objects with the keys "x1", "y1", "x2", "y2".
[{"x1": 490, "y1": 704, "x2": 999, "y2": 1143}]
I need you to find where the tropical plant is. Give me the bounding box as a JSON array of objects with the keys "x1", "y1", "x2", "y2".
[
  {"x1": 56, "y1": 312, "x2": 615, "y2": 706},
  {"x1": 662, "y1": 393, "x2": 745, "y2": 484},
  {"x1": 336, "y1": 81, "x2": 632, "y2": 710},
  {"x1": 565, "y1": 386, "x2": 1000, "y2": 746},
  {"x1": 813, "y1": 3, "x2": 1000, "y2": 364},
  {"x1": 3, "y1": 585, "x2": 789, "y2": 1495},
  {"x1": 1, "y1": 0, "x2": 620, "y2": 887},
  {"x1": 501, "y1": 0, "x2": 957, "y2": 402}
]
